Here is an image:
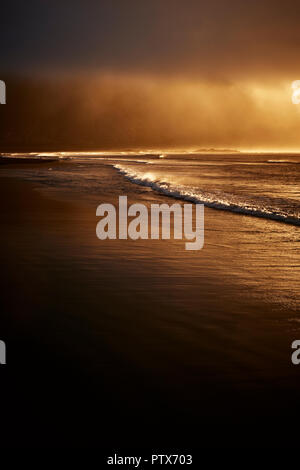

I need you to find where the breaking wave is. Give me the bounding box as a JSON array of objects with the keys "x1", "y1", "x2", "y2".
[{"x1": 114, "y1": 164, "x2": 300, "y2": 226}]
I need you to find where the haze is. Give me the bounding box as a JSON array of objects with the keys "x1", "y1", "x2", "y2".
[{"x1": 1, "y1": 0, "x2": 300, "y2": 151}]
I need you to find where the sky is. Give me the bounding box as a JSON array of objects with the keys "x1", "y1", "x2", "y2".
[{"x1": 1, "y1": 0, "x2": 300, "y2": 151}]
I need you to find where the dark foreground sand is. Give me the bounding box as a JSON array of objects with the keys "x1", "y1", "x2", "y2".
[{"x1": 0, "y1": 169, "x2": 300, "y2": 449}]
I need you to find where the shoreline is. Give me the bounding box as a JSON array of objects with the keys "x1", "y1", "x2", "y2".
[
  {"x1": 0, "y1": 156, "x2": 59, "y2": 165},
  {"x1": 1, "y1": 167, "x2": 300, "y2": 448}
]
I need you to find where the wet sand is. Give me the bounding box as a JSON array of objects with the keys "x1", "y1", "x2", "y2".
[{"x1": 0, "y1": 168, "x2": 300, "y2": 448}]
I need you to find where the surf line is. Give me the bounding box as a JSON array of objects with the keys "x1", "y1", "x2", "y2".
[{"x1": 96, "y1": 196, "x2": 204, "y2": 250}]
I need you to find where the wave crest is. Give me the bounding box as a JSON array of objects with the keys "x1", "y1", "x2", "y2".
[{"x1": 114, "y1": 164, "x2": 300, "y2": 226}]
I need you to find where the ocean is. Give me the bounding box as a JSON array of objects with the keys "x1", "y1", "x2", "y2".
[
  {"x1": 2, "y1": 151, "x2": 300, "y2": 224},
  {"x1": 0, "y1": 151, "x2": 299, "y2": 447}
]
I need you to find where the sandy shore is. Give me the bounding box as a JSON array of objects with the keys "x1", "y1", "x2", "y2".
[
  {"x1": 0, "y1": 156, "x2": 58, "y2": 165},
  {"x1": 0, "y1": 168, "x2": 300, "y2": 448}
]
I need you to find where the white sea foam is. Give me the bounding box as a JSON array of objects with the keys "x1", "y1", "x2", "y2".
[{"x1": 114, "y1": 164, "x2": 300, "y2": 226}]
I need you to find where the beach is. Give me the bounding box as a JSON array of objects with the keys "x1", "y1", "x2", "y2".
[{"x1": 0, "y1": 157, "x2": 300, "y2": 448}]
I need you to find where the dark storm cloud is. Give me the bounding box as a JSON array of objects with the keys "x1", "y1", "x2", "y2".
[
  {"x1": 2, "y1": 1, "x2": 300, "y2": 150},
  {"x1": 1, "y1": 0, "x2": 300, "y2": 79}
]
